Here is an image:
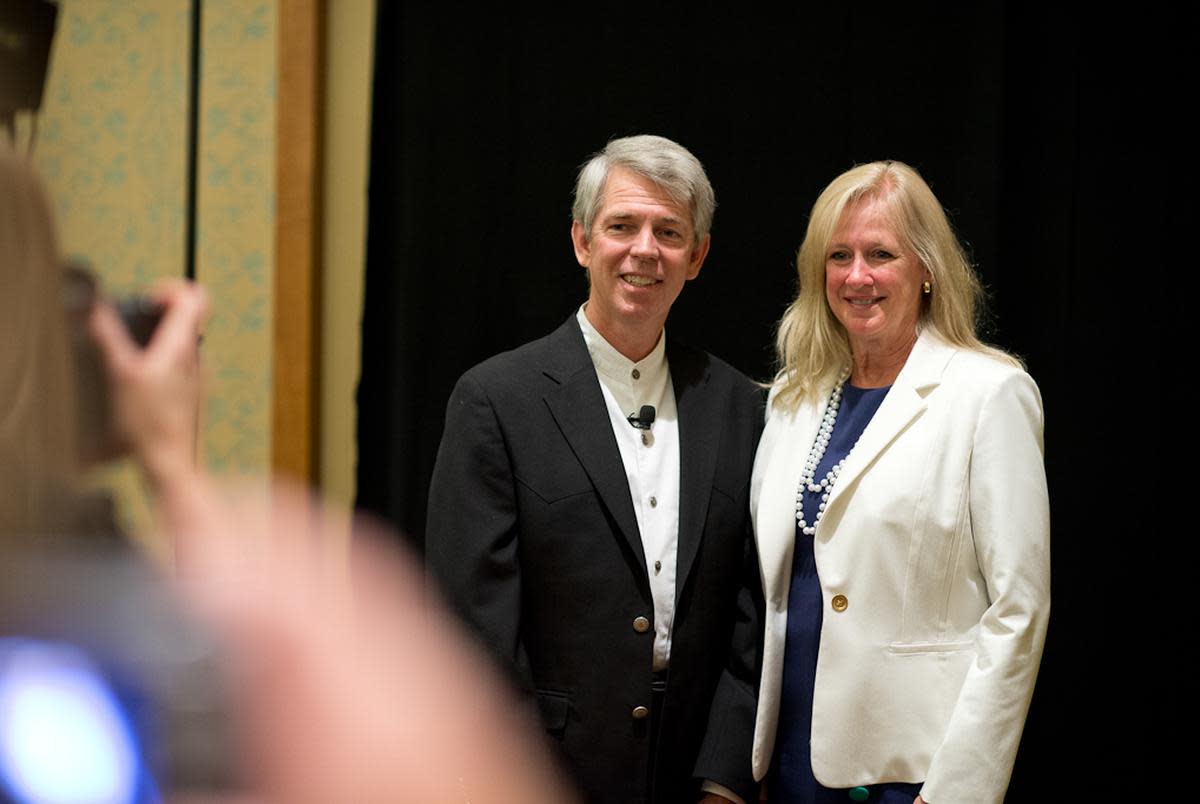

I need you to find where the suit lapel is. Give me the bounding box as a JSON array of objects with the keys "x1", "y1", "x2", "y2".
[
  {"x1": 541, "y1": 317, "x2": 646, "y2": 570},
  {"x1": 756, "y1": 394, "x2": 825, "y2": 601},
  {"x1": 670, "y1": 342, "x2": 715, "y2": 601},
  {"x1": 821, "y1": 331, "x2": 954, "y2": 524}
]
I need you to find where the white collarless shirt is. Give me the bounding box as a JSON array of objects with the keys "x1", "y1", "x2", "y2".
[{"x1": 577, "y1": 306, "x2": 680, "y2": 672}]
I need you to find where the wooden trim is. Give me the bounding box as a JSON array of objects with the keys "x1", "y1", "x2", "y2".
[{"x1": 273, "y1": 0, "x2": 324, "y2": 481}]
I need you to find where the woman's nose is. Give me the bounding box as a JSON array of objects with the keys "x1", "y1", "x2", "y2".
[{"x1": 845, "y1": 254, "x2": 872, "y2": 285}]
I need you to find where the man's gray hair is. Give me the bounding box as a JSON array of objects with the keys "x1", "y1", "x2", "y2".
[{"x1": 571, "y1": 135, "x2": 715, "y2": 246}]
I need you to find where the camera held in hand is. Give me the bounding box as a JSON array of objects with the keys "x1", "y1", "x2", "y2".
[{"x1": 62, "y1": 260, "x2": 165, "y2": 463}]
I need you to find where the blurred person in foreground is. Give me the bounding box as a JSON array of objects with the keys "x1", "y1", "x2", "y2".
[
  {"x1": 0, "y1": 144, "x2": 575, "y2": 803},
  {"x1": 0, "y1": 141, "x2": 85, "y2": 539},
  {"x1": 93, "y1": 295, "x2": 577, "y2": 804},
  {"x1": 426, "y1": 134, "x2": 763, "y2": 803},
  {"x1": 750, "y1": 161, "x2": 1049, "y2": 803}
]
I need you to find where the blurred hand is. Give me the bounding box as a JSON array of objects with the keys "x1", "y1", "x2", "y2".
[
  {"x1": 169, "y1": 482, "x2": 576, "y2": 804},
  {"x1": 88, "y1": 279, "x2": 208, "y2": 490}
]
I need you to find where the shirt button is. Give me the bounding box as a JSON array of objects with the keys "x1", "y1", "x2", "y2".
[
  {"x1": 631, "y1": 705, "x2": 649, "y2": 719},
  {"x1": 631, "y1": 368, "x2": 641, "y2": 380},
  {"x1": 831, "y1": 594, "x2": 848, "y2": 612},
  {"x1": 654, "y1": 560, "x2": 662, "y2": 574},
  {"x1": 633, "y1": 616, "x2": 651, "y2": 633},
  {"x1": 641, "y1": 432, "x2": 651, "y2": 446},
  {"x1": 649, "y1": 496, "x2": 658, "y2": 508}
]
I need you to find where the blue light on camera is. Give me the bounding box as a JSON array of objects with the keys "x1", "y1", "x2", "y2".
[{"x1": 0, "y1": 639, "x2": 145, "y2": 804}]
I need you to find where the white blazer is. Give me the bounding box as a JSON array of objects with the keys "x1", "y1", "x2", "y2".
[{"x1": 750, "y1": 330, "x2": 1050, "y2": 804}]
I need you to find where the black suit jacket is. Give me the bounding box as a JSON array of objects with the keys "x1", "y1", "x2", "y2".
[{"x1": 426, "y1": 315, "x2": 763, "y2": 804}]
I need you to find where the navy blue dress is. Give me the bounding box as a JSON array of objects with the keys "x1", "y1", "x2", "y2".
[{"x1": 769, "y1": 385, "x2": 923, "y2": 804}]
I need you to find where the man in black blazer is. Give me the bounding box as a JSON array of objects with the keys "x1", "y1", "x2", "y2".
[{"x1": 426, "y1": 135, "x2": 762, "y2": 804}]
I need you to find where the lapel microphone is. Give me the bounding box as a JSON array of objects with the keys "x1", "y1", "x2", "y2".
[{"x1": 627, "y1": 405, "x2": 656, "y2": 430}]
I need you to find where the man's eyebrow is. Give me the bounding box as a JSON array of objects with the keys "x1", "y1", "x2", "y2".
[{"x1": 601, "y1": 210, "x2": 687, "y2": 226}]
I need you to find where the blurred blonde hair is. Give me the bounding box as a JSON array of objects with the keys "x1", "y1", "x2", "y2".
[
  {"x1": 0, "y1": 145, "x2": 77, "y2": 537},
  {"x1": 773, "y1": 160, "x2": 1017, "y2": 409}
]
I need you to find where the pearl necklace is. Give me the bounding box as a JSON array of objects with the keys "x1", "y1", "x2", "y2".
[{"x1": 795, "y1": 371, "x2": 854, "y2": 536}]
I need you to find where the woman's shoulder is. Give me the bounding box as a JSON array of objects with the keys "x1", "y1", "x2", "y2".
[
  {"x1": 927, "y1": 335, "x2": 1034, "y2": 391},
  {"x1": 931, "y1": 342, "x2": 1043, "y2": 429},
  {"x1": 764, "y1": 371, "x2": 828, "y2": 425},
  {"x1": 911, "y1": 335, "x2": 1041, "y2": 424}
]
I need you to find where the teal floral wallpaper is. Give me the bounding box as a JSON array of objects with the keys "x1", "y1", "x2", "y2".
[
  {"x1": 35, "y1": 1, "x2": 190, "y2": 291},
  {"x1": 195, "y1": 0, "x2": 276, "y2": 475},
  {"x1": 33, "y1": 0, "x2": 278, "y2": 542}
]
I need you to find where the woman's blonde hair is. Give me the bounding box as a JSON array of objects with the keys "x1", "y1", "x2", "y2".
[
  {"x1": 0, "y1": 146, "x2": 77, "y2": 537},
  {"x1": 773, "y1": 160, "x2": 1015, "y2": 409}
]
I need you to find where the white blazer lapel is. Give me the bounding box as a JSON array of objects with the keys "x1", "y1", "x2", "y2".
[
  {"x1": 820, "y1": 331, "x2": 955, "y2": 526},
  {"x1": 755, "y1": 394, "x2": 826, "y2": 603}
]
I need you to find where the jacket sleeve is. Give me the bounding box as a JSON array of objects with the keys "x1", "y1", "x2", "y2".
[
  {"x1": 693, "y1": 382, "x2": 767, "y2": 803},
  {"x1": 426, "y1": 371, "x2": 529, "y2": 687},
  {"x1": 693, "y1": 516, "x2": 765, "y2": 802},
  {"x1": 921, "y1": 370, "x2": 1051, "y2": 803}
]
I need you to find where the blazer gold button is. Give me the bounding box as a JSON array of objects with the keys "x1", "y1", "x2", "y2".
[
  {"x1": 631, "y1": 705, "x2": 649, "y2": 719},
  {"x1": 633, "y1": 616, "x2": 651, "y2": 633},
  {"x1": 831, "y1": 594, "x2": 848, "y2": 612}
]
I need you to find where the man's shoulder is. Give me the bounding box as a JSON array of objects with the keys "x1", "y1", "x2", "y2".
[
  {"x1": 667, "y1": 338, "x2": 761, "y2": 396},
  {"x1": 455, "y1": 317, "x2": 584, "y2": 393},
  {"x1": 461, "y1": 335, "x2": 549, "y2": 380}
]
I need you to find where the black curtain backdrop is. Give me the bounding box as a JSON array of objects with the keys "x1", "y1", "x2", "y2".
[{"x1": 357, "y1": 4, "x2": 1164, "y2": 795}]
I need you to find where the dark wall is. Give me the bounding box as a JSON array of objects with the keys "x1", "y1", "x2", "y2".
[{"x1": 358, "y1": 3, "x2": 1161, "y2": 794}]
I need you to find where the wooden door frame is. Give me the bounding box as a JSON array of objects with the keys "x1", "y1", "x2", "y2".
[{"x1": 273, "y1": 0, "x2": 324, "y2": 481}]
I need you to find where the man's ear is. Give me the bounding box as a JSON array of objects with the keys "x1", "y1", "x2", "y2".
[
  {"x1": 686, "y1": 233, "x2": 711, "y2": 280},
  {"x1": 571, "y1": 220, "x2": 591, "y2": 268}
]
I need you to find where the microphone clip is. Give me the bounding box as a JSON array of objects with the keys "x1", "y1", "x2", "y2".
[{"x1": 627, "y1": 405, "x2": 656, "y2": 430}]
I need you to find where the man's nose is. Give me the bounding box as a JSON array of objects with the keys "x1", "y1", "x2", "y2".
[{"x1": 630, "y1": 225, "x2": 658, "y2": 259}]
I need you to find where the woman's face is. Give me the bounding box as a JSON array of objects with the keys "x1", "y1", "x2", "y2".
[{"x1": 824, "y1": 198, "x2": 929, "y2": 356}]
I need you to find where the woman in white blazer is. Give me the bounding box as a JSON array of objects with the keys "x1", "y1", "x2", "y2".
[{"x1": 751, "y1": 161, "x2": 1049, "y2": 804}]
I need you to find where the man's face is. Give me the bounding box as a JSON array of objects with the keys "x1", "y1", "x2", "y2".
[{"x1": 572, "y1": 167, "x2": 709, "y2": 346}]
